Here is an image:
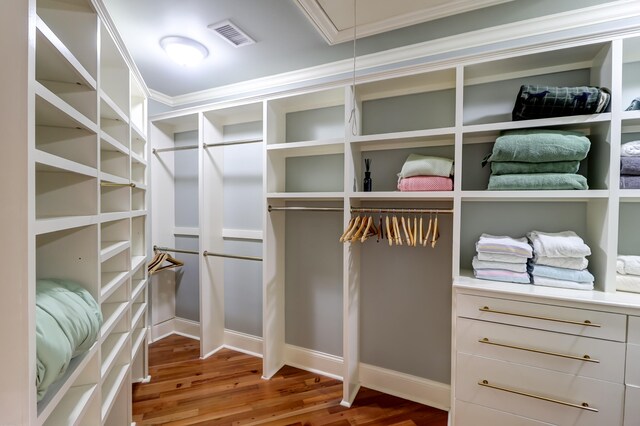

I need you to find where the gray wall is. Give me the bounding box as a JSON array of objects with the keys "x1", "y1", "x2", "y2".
[
  {"x1": 174, "y1": 130, "x2": 200, "y2": 321},
  {"x1": 286, "y1": 106, "x2": 344, "y2": 142}
]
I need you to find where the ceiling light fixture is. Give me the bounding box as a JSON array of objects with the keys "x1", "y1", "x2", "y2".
[{"x1": 160, "y1": 36, "x2": 209, "y2": 67}]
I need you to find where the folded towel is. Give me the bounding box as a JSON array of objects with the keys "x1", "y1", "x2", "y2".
[
  {"x1": 533, "y1": 254, "x2": 589, "y2": 270},
  {"x1": 477, "y1": 252, "x2": 529, "y2": 264},
  {"x1": 620, "y1": 157, "x2": 640, "y2": 175},
  {"x1": 532, "y1": 276, "x2": 593, "y2": 290},
  {"x1": 617, "y1": 255, "x2": 640, "y2": 276},
  {"x1": 476, "y1": 234, "x2": 533, "y2": 258},
  {"x1": 473, "y1": 256, "x2": 528, "y2": 273},
  {"x1": 488, "y1": 173, "x2": 588, "y2": 190},
  {"x1": 529, "y1": 264, "x2": 594, "y2": 283},
  {"x1": 488, "y1": 130, "x2": 591, "y2": 163},
  {"x1": 474, "y1": 268, "x2": 531, "y2": 284},
  {"x1": 398, "y1": 154, "x2": 453, "y2": 178},
  {"x1": 490, "y1": 161, "x2": 580, "y2": 175},
  {"x1": 620, "y1": 175, "x2": 640, "y2": 189},
  {"x1": 528, "y1": 230, "x2": 591, "y2": 258},
  {"x1": 397, "y1": 176, "x2": 453, "y2": 191},
  {"x1": 621, "y1": 140, "x2": 640, "y2": 157},
  {"x1": 616, "y1": 274, "x2": 640, "y2": 293}
]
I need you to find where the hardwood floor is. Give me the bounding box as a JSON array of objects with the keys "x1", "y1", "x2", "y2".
[{"x1": 133, "y1": 335, "x2": 449, "y2": 425}]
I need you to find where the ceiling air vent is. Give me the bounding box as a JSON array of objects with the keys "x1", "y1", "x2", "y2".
[{"x1": 208, "y1": 20, "x2": 255, "y2": 47}]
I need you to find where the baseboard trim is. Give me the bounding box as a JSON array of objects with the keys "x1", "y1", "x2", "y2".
[
  {"x1": 284, "y1": 344, "x2": 343, "y2": 381},
  {"x1": 150, "y1": 319, "x2": 175, "y2": 343},
  {"x1": 359, "y1": 363, "x2": 451, "y2": 411},
  {"x1": 150, "y1": 317, "x2": 201, "y2": 343},
  {"x1": 223, "y1": 329, "x2": 263, "y2": 358}
]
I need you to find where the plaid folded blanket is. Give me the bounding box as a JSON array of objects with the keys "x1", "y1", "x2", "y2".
[{"x1": 512, "y1": 85, "x2": 610, "y2": 121}]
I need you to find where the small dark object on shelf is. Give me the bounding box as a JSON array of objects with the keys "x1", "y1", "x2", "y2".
[{"x1": 364, "y1": 158, "x2": 372, "y2": 192}]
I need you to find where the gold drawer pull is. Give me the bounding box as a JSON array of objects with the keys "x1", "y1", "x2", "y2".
[
  {"x1": 479, "y1": 306, "x2": 601, "y2": 328},
  {"x1": 479, "y1": 338, "x2": 599, "y2": 363},
  {"x1": 478, "y1": 380, "x2": 598, "y2": 412}
]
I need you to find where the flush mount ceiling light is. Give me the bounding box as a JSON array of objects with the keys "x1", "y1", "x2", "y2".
[{"x1": 160, "y1": 36, "x2": 209, "y2": 67}]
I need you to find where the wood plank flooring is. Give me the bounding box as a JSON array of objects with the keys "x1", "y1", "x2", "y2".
[{"x1": 133, "y1": 335, "x2": 449, "y2": 425}]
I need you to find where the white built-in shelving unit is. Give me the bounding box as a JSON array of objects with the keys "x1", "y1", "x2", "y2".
[{"x1": 2, "y1": 0, "x2": 151, "y2": 424}]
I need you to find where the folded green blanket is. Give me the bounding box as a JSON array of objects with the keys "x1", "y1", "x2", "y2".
[
  {"x1": 36, "y1": 279, "x2": 102, "y2": 401},
  {"x1": 488, "y1": 130, "x2": 591, "y2": 163},
  {"x1": 491, "y1": 160, "x2": 580, "y2": 175},
  {"x1": 488, "y1": 173, "x2": 588, "y2": 190}
]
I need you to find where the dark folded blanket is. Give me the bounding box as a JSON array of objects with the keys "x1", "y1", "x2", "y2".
[
  {"x1": 512, "y1": 85, "x2": 611, "y2": 121},
  {"x1": 491, "y1": 160, "x2": 580, "y2": 175},
  {"x1": 621, "y1": 157, "x2": 640, "y2": 176},
  {"x1": 488, "y1": 130, "x2": 591, "y2": 163},
  {"x1": 488, "y1": 173, "x2": 588, "y2": 190},
  {"x1": 620, "y1": 175, "x2": 640, "y2": 189}
]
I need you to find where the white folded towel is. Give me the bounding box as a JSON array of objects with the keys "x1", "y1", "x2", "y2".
[
  {"x1": 617, "y1": 255, "x2": 640, "y2": 276},
  {"x1": 472, "y1": 256, "x2": 528, "y2": 273},
  {"x1": 616, "y1": 274, "x2": 640, "y2": 293},
  {"x1": 621, "y1": 140, "x2": 640, "y2": 157},
  {"x1": 528, "y1": 230, "x2": 591, "y2": 258},
  {"x1": 532, "y1": 276, "x2": 593, "y2": 291},
  {"x1": 533, "y1": 255, "x2": 588, "y2": 270},
  {"x1": 476, "y1": 234, "x2": 532, "y2": 258},
  {"x1": 477, "y1": 252, "x2": 529, "y2": 264}
]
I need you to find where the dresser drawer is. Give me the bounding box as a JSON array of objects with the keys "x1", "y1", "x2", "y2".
[
  {"x1": 455, "y1": 400, "x2": 553, "y2": 426},
  {"x1": 456, "y1": 317, "x2": 625, "y2": 383},
  {"x1": 456, "y1": 352, "x2": 624, "y2": 426},
  {"x1": 628, "y1": 315, "x2": 640, "y2": 344},
  {"x1": 624, "y1": 385, "x2": 640, "y2": 426},
  {"x1": 457, "y1": 294, "x2": 626, "y2": 341},
  {"x1": 626, "y1": 343, "x2": 640, "y2": 386}
]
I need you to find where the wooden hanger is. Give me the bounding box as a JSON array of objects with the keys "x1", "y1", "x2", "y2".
[
  {"x1": 401, "y1": 216, "x2": 411, "y2": 246},
  {"x1": 360, "y1": 216, "x2": 377, "y2": 243},
  {"x1": 343, "y1": 215, "x2": 362, "y2": 242},
  {"x1": 340, "y1": 217, "x2": 356, "y2": 242},
  {"x1": 377, "y1": 215, "x2": 383, "y2": 242},
  {"x1": 423, "y1": 213, "x2": 433, "y2": 247},
  {"x1": 392, "y1": 215, "x2": 402, "y2": 245},
  {"x1": 350, "y1": 215, "x2": 369, "y2": 242},
  {"x1": 148, "y1": 250, "x2": 185, "y2": 275},
  {"x1": 413, "y1": 217, "x2": 418, "y2": 247},
  {"x1": 419, "y1": 216, "x2": 423, "y2": 246},
  {"x1": 431, "y1": 213, "x2": 440, "y2": 248},
  {"x1": 386, "y1": 215, "x2": 393, "y2": 246}
]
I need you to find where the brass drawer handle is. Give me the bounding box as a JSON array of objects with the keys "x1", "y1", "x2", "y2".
[
  {"x1": 479, "y1": 337, "x2": 599, "y2": 363},
  {"x1": 479, "y1": 306, "x2": 601, "y2": 328},
  {"x1": 478, "y1": 380, "x2": 598, "y2": 412}
]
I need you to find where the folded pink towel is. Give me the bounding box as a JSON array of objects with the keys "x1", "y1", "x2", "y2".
[{"x1": 397, "y1": 176, "x2": 453, "y2": 191}]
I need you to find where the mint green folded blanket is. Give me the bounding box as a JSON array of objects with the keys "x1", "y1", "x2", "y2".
[
  {"x1": 488, "y1": 130, "x2": 591, "y2": 163},
  {"x1": 491, "y1": 160, "x2": 580, "y2": 175},
  {"x1": 488, "y1": 173, "x2": 588, "y2": 190},
  {"x1": 36, "y1": 279, "x2": 102, "y2": 401}
]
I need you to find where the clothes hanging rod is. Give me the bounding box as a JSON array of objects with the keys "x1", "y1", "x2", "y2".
[
  {"x1": 153, "y1": 245, "x2": 199, "y2": 255},
  {"x1": 203, "y1": 251, "x2": 262, "y2": 262},
  {"x1": 268, "y1": 206, "x2": 343, "y2": 212},
  {"x1": 152, "y1": 144, "x2": 199, "y2": 154},
  {"x1": 101, "y1": 181, "x2": 136, "y2": 188},
  {"x1": 351, "y1": 207, "x2": 454, "y2": 214},
  {"x1": 204, "y1": 138, "x2": 262, "y2": 148}
]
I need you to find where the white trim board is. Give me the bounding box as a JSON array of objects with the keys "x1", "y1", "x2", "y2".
[
  {"x1": 150, "y1": 317, "x2": 201, "y2": 343},
  {"x1": 150, "y1": 0, "x2": 640, "y2": 108}
]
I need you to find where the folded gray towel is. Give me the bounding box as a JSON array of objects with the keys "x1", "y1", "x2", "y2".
[
  {"x1": 620, "y1": 157, "x2": 640, "y2": 176},
  {"x1": 620, "y1": 175, "x2": 640, "y2": 189}
]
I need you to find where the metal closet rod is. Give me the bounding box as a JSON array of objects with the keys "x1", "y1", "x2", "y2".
[
  {"x1": 268, "y1": 206, "x2": 343, "y2": 212},
  {"x1": 153, "y1": 245, "x2": 199, "y2": 255},
  {"x1": 267, "y1": 205, "x2": 453, "y2": 214},
  {"x1": 101, "y1": 181, "x2": 136, "y2": 188},
  {"x1": 152, "y1": 138, "x2": 263, "y2": 154}
]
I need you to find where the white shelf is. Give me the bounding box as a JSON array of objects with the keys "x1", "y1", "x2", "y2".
[
  {"x1": 131, "y1": 121, "x2": 146, "y2": 141},
  {"x1": 131, "y1": 279, "x2": 147, "y2": 301},
  {"x1": 36, "y1": 343, "x2": 98, "y2": 424},
  {"x1": 174, "y1": 227, "x2": 200, "y2": 236},
  {"x1": 100, "y1": 211, "x2": 130, "y2": 223},
  {"x1": 131, "y1": 303, "x2": 147, "y2": 329},
  {"x1": 130, "y1": 151, "x2": 146, "y2": 166},
  {"x1": 131, "y1": 327, "x2": 147, "y2": 360},
  {"x1": 100, "y1": 240, "x2": 130, "y2": 263},
  {"x1": 34, "y1": 150, "x2": 97, "y2": 178},
  {"x1": 130, "y1": 209, "x2": 148, "y2": 218},
  {"x1": 133, "y1": 182, "x2": 147, "y2": 191},
  {"x1": 100, "y1": 90, "x2": 129, "y2": 123},
  {"x1": 266, "y1": 192, "x2": 344, "y2": 200},
  {"x1": 101, "y1": 301, "x2": 129, "y2": 339},
  {"x1": 222, "y1": 228, "x2": 263, "y2": 240},
  {"x1": 99, "y1": 172, "x2": 129, "y2": 186},
  {"x1": 131, "y1": 255, "x2": 146, "y2": 273},
  {"x1": 100, "y1": 363, "x2": 130, "y2": 423},
  {"x1": 349, "y1": 128, "x2": 456, "y2": 151},
  {"x1": 100, "y1": 271, "x2": 129, "y2": 302},
  {"x1": 349, "y1": 191, "x2": 454, "y2": 200},
  {"x1": 462, "y1": 113, "x2": 612, "y2": 136},
  {"x1": 460, "y1": 190, "x2": 609, "y2": 201},
  {"x1": 35, "y1": 16, "x2": 96, "y2": 90},
  {"x1": 35, "y1": 81, "x2": 97, "y2": 133},
  {"x1": 40, "y1": 384, "x2": 98, "y2": 426},
  {"x1": 619, "y1": 190, "x2": 640, "y2": 201},
  {"x1": 267, "y1": 138, "x2": 345, "y2": 157},
  {"x1": 101, "y1": 331, "x2": 130, "y2": 379},
  {"x1": 35, "y1": 215, "x2": 98, "y2": 235},
  {"x1": 101, "y1": 132, "x2": 129, "y2": 156}
]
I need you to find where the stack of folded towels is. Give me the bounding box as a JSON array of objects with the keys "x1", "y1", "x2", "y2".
[
  {"x1": 527, "y1": 230, "x2": 594, "y2": 290},
  {"x1": 485, "y1": 129, "x2": 590, "y2": 190},
  {"x1": 620, "y1": 141, "x2": 640, "y2": 189},
  {"x1": 397, "y1": 154, "x2": 453, "y2": 191},
  {"x1": 616, "y1": 255, "x2": 640, "y2": 293},
  {"x1": 473, "y1": 234, "x2": 532, "y2": 283}
]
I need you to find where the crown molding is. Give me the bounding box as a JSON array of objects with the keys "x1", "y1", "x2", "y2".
[
  {"x1": 294, "y1": 0, "x2": 514, "y2": 45},
  {"x1": 149, "y1": 0, "x2": 640, "y2": 109}
]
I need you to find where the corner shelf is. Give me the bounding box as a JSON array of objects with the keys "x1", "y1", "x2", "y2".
[{"x1": 460, "y1": 189, "x2": 610, "y2": 201}]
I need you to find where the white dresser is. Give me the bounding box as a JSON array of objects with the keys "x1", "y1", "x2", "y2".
[{"x1": 453, "y1": 278, "x2": 640, "y2": 426}]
